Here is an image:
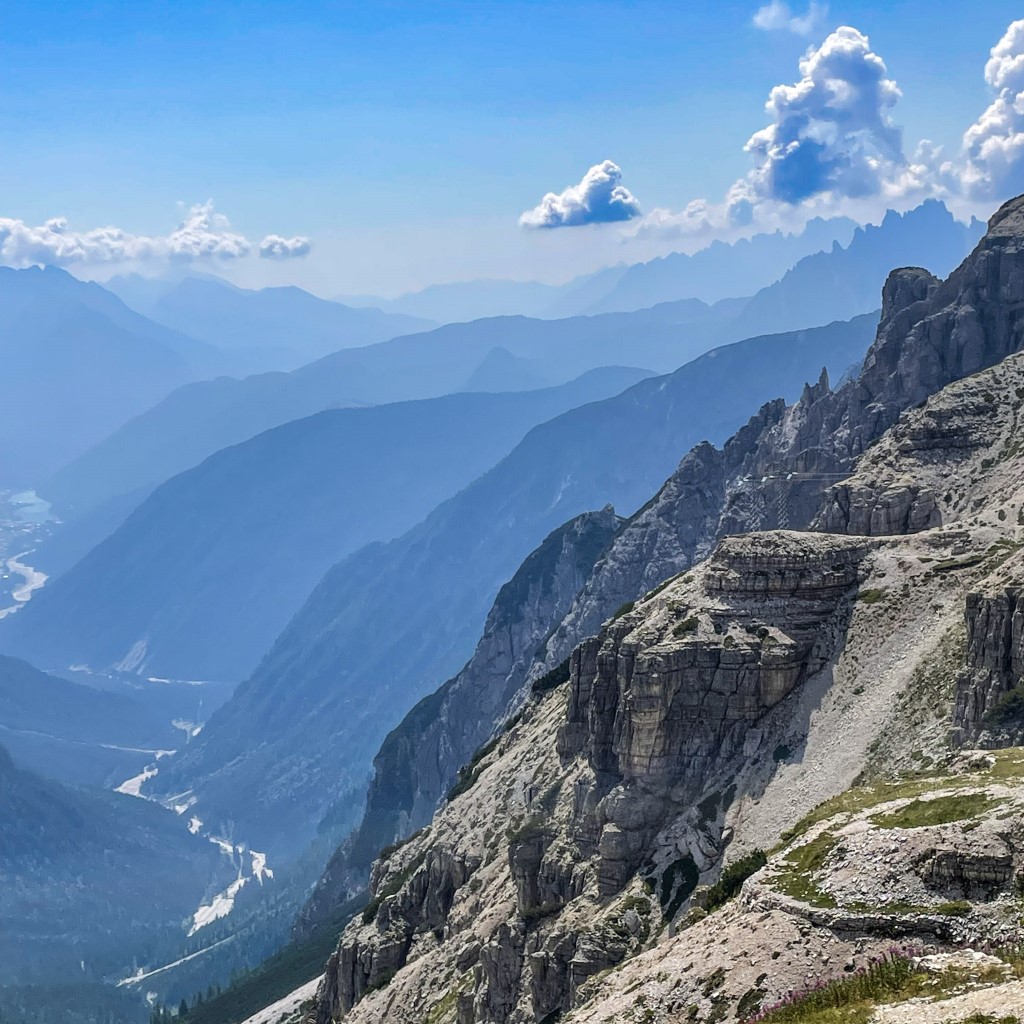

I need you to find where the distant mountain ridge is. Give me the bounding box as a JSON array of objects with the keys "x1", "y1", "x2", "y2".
[
  {"x1": 42, "y1": 201, "x2": 979, "y2": 531},
  {"x1": 143, "y1": 313, "x2": 877, "y2": 858},
  {"x1": 106, "y1": 273, "x2": 435, "y2": 373},
  {"x1": 341, "y1": 215, "x2": 859, "y2": 322},
  {"x1": 4, "y1": 368, "x2": 651, "y2": 682},
  {"x1": 0, "y1": 654, "x2": 179, "y2": 787},
  {"x1": 40, "y1": 297, "x2": 741, "y2": 523},
  {"x1": 0, "y1": 265, "x2": 218, "y2": 485}
]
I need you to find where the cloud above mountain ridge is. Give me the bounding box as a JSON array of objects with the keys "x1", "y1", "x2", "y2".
[
  {"x1": 519, "y1": 160, "x2": 642, "y2": 229},
  {"x1": 0, "y1": 201, "x2": 310, "y2": 268},
  {"x1": 627, "y1": 18, "x2": 1024, "y2": 244}
]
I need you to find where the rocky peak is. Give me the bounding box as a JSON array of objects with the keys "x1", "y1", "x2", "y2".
[
  {"x1": 527, "y1": 195, "x2": 1024, "y2": 692},
  {"x1": 878, "y1": 266, "x2": 941, "y2": 328}
]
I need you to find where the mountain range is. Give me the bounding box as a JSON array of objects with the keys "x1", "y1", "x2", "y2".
[
  {"x1": 284, "y1": 193, "x2": 1024, "y2": 1024},
  {"x1": 341, "y1": 215, "x2": 859, "y2": 321},
  {"x1": 105, "y1": 273, "x2": 434, "y2": 373},
  {"x1": 39, "y1": 296, "x2": 734, "y2": 529},
  {"x1": 0, "y1": 196, "x2": 1007, "y2": 1024},
  {"x1": 0, "y1": 266, "x2": 213, "y2": 487},
  {"x1": 34, "y1": 200, "x2": 979, "y2": 583},
  {"x1": 0, "y1": 654, "x2": 181, "y2": 787},
  {"x1": 140, "y1": 313, "x2": 877, "y2": 858},
  {"x1": 3, "y1": 368, "x2": 650, "y2": 682}
]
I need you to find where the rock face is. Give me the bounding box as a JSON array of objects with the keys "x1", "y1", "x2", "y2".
[
  {"x1": 954, "y1": 581, "x2": 1024, "y2": 744},
  {"x1": 288, "y1": 197, "x2": 1024, "y2": 1024},
  {"x1": 295, "y1": 508, "x2": 622, "y2": 937},
  {"x1": 556, "y1": 532, "x2": 866, "y2": 891},
  {"x1": 531, "y1": 195, "x2": 1024, "y2": 687},
  {"x1": 309, "y1": 528, "x2": 872, "y2": 1024}
]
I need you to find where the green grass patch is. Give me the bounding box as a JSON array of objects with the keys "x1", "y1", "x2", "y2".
[
  {"x1": 932, "y1": 553, "x2": 988, "y2": 573},
  {"x1": 870, "y1": 793, "x2": 995, "y2": 830},
  {"x1": 857, "y1": 587, "x2": 887, "y2": 605},
  {"x1": 746, "y1": 955, "x2": 919, "y2": 1023},
  {"x1": 774, "y1": 832, "x2": 837, "y2": 907},
  {"x1": 842, "y1": 898, "x2": 972, "y2": 917},
  {"x1": 746, "y1": 952, "x2": 1024, "y2": 1023}
]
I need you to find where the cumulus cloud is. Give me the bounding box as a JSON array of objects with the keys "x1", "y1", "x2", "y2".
[
  {"x1": 164, "y1": 201, "x2": 252, "y2": 260},
  {"x1": 259, "y1": 234, "x2": 312, "y2": 260},
  {"x1": 543, "y1": 18, "x2": 1024, "y2": 251},
  {"x1": 0, "y1": 201, "x2": 310, "y2": 268},
  {"x1": 737, "y1": 26, "x2": 905, "y2": 208},
  {"x1": 752, "y1": 1, "x2": 826, "y2": 36},
  {"x1": 519, "y1": 160, "x2": 642, "y2": 228},
  {"x1": 958, "y1": 19, "x2": 1024, "y2": 200}
]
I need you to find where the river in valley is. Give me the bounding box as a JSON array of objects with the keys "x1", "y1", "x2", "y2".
[{"x1": 0, "y1": 490, "x2": 57, "y2": 619}]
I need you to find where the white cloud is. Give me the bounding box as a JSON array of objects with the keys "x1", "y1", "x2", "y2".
[
  {"x1": 752, "y1": 1, "x2": 827, "y2": 36},
  {"x1": 958, "y1": 19, "x2": 1024, "y2": 201},
  {"x1": 624, "y1": 25, "x2": 943, "y2": 245},
  {"x1": 259, "y1": 234, "x2": 312, "y2": 260},
  {"x1": 738, "y1": 26, "x2": 905, "y2": 207},
  {"x1": 0, "y1": 201, "x2": 310, "y2": 268},
  {"x1": 164, "y1": 201, "x2": 252, "y2": 260},
  {"x1": 520, "y1": 160, "x2": 642, "y2": 229}
]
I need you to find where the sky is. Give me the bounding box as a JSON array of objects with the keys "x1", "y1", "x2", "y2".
[{"x1": 1, "y1": 0, "x2": 1023, "y2": 296}]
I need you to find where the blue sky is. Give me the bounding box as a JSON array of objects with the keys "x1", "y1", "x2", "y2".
[{"x1": 1, "y1": 1, "x2": 1022, "y2": 294}]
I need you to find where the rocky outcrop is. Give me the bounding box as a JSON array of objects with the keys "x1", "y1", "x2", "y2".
[
  {"x1": 318, "y1": 845, "x2": 480, "y2": 1016},
  {"x1": 295, "y1": 508, "x2": 621, "y2": 937},
  {"x1": 532, "y1": 198, "x2": 1024, "y2": 686},
  {"x1": 954, "y1": 585, "x2": 1024, "y2": 745},
  {"x1": 294, "y1": 197, "x2": 1024, "y2": 1024},
  {"x1": 308, "y1": 526, "x2": 874, "y2": 1024},
  {"x1": 557, "y1": 533, "x2": 866, "y2": 891}
]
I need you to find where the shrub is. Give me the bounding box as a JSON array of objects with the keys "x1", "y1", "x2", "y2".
[
  {"x1": 532, "y1": 657, "x2": 571, "y2": 695},
  {"x1": 703, "y1": 849, "x2": 767, "y2": 913},
  {"x1": 506, "y1": 815, "x2": 554, "y2": 847},
  {"x1": 362, "y1": 852, "x2": 425, "y2": 924},
  {"x1": 611, "y1": 600, "x2": 635, "y2": 621},
  {"x1": 673, "y1": 617, "x2": 699, "y2": 638},
  {"x1": 932, "y1": 553, "x2": 987, "y2": 573},
  {"x1": 988, "y1": 684, "x2": 1024, "y2": 725}
]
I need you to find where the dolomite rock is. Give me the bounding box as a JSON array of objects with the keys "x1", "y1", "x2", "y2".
[
  {"x1": 534, "y1": 196, "x2": 1024, "y2": 688},
  {"x1": 303, "y1": 197, "x2": 1024, "y2": 1024},
  {"x1": 954, "y1": 586, "x2": 1024, "y2": 744},
  {"x1": 297, "y1": 509, "x2": 621, "y2": 937}
]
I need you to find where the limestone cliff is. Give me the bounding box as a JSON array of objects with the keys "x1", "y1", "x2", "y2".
[
  {"x1": 535, "y1": 194, "x2": 1024, "y2": 683},
  {"x1": 295, "y1": 508, "x2": 622, "y2": 937},
  {"x1": 300, "y1": 338, "x2": 1024, "y2": 1024},
  {"x1": 258, "y1": 196, "x2": 1024, "y2": 1024}
]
